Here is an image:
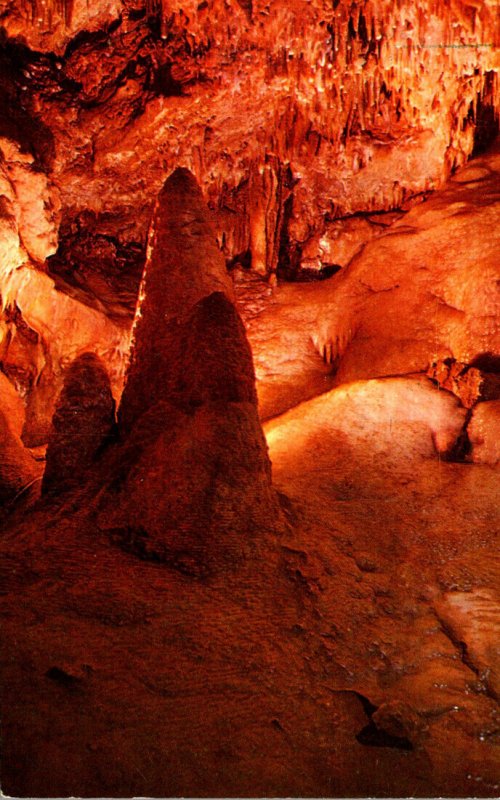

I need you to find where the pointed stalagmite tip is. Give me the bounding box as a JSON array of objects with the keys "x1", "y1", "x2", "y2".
[
  {"x1": 163, "y1": 167, "x2": 201, "y2": 190},
  {"x1": 158, "y1": 168, "x2": 207, "y2": 209}
]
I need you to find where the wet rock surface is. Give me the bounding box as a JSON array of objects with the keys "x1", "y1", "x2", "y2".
[{"x1": 247, "y1": 143, "x2": 500, "y2": 421}]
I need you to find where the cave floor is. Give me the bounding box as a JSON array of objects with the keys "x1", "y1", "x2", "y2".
[
  {"x1": 1, "y1": 379, "x2": 498, "y2": 798},
  {"x1": 1, "y1": 148, "x2": 500, "y2": 798}
]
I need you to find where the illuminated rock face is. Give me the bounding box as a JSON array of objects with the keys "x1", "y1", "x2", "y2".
[
  {"x1": 0, "y1": 374, "x2": 40, "y2": 506},
  {"x1": 2, "y1": 0, "x2": 499, "y2": 273},
  {"x1": 106, "y1": 169, "x2": 279, "y2": 572},
  {"x1": 0, "y1": 0, "x2": 498, "y2": 437},
  {"x1": 468, "y1": 400, "x2": 500, "y2": 465},
  {"x1": 42, "y1": 353, "x2": 115, "y2": 494},
  {"x1": 245, "y1": 143, "x2": 500, "y2": 422}
]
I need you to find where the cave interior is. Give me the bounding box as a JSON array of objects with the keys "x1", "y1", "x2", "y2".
[{"x1": 0, "y1": 0, "x2": 499, "y2": 796}]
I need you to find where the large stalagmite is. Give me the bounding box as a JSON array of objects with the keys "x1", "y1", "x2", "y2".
[
  {"x1": 103, "y1": 168, "x2": 280, "y2": 572},
  {"x1": 119, "y1": 167, "x2": 236, "y2": 431}
]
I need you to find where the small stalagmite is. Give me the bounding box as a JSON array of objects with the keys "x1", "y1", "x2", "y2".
[
  {"x1": 42, "y1": 353, "x2": 115, "y2": 495},
  {"x1": 106, "y1": 168, "x2": 280, "y2": 573}
]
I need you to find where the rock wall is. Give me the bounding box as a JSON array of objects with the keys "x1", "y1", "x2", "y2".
[{"x1": 0, "y1": 0, "x2": 498, "y2": 444}]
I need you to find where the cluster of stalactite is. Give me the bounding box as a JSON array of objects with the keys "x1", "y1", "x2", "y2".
[
  {"x1": 256, "y1": 0, "x2": 499, "y2": 163},
  {"x1": 19, "y1": 0, "x2": 74, "y2": 26},
  {"x1": 143, "y1": 0, "x2": 498, "y2": 274},
  {"x1": 8, "y1": 0, "x2": 500, "y2": 281}
]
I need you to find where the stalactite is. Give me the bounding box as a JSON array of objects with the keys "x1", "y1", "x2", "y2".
[{"x1": 21, "y1": 0, "x2": 74, "y2": 27}]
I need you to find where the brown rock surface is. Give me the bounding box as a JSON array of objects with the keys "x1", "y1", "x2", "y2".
[
  {"x1": 1, "y1": 359, "x2": 498, "y2": 797},
  {"x1": 119, "y1": 167, "x2": 234, "y2": 431},
  {"x1": 42, "y1": 353, "x2": 116, "y2": 494},
  {"x1": 0, "y1": 0, "x2": 498, "y2": 282},
  {"x1": 0, "y1": 0, "x2": 499, "y2": 439},
  {"x1": 467, "y1": 400, "x2": 500, "y2": 466},
  {"x1": 106, "y1": 169, "x2": 279, "y2": 572},
  {"x1": 0, "y1": 371, "x2": 26, "y2": 440},
  {"x1": 0, "y1": 408, "x2": 41, "y2": 506},
  {"x1": 247, "y1": 144, "x2": 500, "y2": 420}
]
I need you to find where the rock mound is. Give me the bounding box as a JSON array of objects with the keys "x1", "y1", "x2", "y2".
[{"x1": 42, "y1": 353, "x2": 115, "y2": 494}]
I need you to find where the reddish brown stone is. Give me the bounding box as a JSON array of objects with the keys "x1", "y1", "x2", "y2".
[
  {"x1": 119, "y1": 167, "x2": 234, "y2": 432},
  {"x1": 42, "y1": 353, "x2": 115, "y2": 494},
  {"x1": 107, "y1": 169, "x2": 279, "y2": 572},
  {"x1": 0, "y1": 408, "x2": 40, "y2": 506}
]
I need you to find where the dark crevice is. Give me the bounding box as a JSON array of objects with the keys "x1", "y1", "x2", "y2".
[
  {"x1": 445, "y1": 408, "x2": 473, "y2": 463},
  {"x1": 331, "y1": 689, "x2": 414, "y2": 750},
  {"x1": 356, "y1": 723, "x2": 413, "y2": 750},
  {"x1": 277, "y1": 194, "x2": 301, "y2": 281},
  {"x1": 235, "y1": 0, "x2": 253, "y2": 19},
  {"x1": 472, "y1": 72, "x2": 499, "y2": 156},
  {"x1": 0, "y1": 35, "x2": 58, "y2": 168},
  {"x1": 64, "y1": 28, "x2": 110, "y2": 58},
  {"x1": 45, "y1": 667, "x2": 82, "y2": 687},
  {"x1": 470, "y1": 352, "x2": 500, "y2": 374},
  {"x1": 330, "y1": 207, "x2": 408, "y2": 224},
  {"x1": 227, "y1": 250, "x2": 252, "y2": 271},
  {"x1": 291, "y1": 264, "x2": 343, "y2": 283},
  {"x1": 149, "y1": 62, "x2": 184, "y2": 97}
]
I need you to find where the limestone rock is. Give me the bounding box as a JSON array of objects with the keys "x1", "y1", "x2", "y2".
[
  {"x1": 0, "y1": 407, "x2": 40, "y2": 506},
  {"x1": 427, "y1": 358, "x2": 500, "y2": 409},
  {"x1": 0, "y1": 370, "x2": 40, "y2": 506},
  {"x1": 467, "y1": 400, "x2": 500, "y2": 466},
  {"x1": 42, "y1": 353, "x2": 115, "y2": 494},
  {"x1": 371, "y1": 700, "x2": 423, "y2": 741},
  {"x1": 0, "y1": 372, "x2": 26, "y2": 440},
  {"x1": 106, "y1": 169, "x2": 279, "y2": 572},
  {"x1": 119, "y1": 167, "x2": 234, "y2": 432}
]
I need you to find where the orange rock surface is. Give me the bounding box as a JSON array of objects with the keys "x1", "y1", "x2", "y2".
[{"x1": 0, "y1": 1, "x2": 499, "y2": 796}]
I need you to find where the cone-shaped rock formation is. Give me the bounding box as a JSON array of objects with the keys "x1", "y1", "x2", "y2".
[
  {"x1": 105, "y1": 168, "x2": 279, "y2": 573},
  {"x1": 42, "y1": 353, "x2": 115, "y2": 495},
  {"x1": 119, "y1": 167, "x2": 235, "y2": 433}
]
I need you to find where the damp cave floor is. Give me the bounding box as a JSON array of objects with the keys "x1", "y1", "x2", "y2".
[{"x1": 0, "y1": 386, "x2": 498, "y2": 798}]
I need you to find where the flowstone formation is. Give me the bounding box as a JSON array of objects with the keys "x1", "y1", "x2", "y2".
[
  {"x1": 101, "y1": 168, "x2": 280, "y2": 572},
  {"x1": 244, "y1": 143, "x2": 500, "y2": 429}
]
